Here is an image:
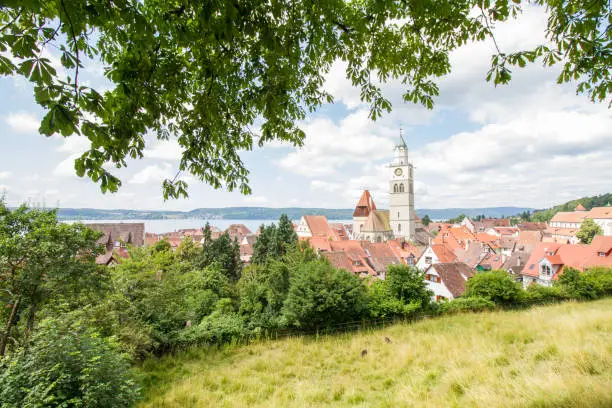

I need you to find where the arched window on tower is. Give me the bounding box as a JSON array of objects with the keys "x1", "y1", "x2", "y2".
[
  {"x1": 398, "y1": 224, "x2": 402, "y2": 233},
  {"x1": 399, "y1": 183, "x2": 405, "y2": 193},
  {"x1": 393, "y1": 184, "x2": 398, "y2": 193},
  {"x1": 397, "y1": 212, "x2": 400, "y2": 219}
]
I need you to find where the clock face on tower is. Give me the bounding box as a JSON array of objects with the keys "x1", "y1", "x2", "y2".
[{"x1": 394, "y1": 168, "x2": 403, "y2": 176}]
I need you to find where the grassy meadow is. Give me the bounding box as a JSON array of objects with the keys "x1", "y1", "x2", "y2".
[{"x1": 138, "y1": 298, "x2": 612, "y2": 407}]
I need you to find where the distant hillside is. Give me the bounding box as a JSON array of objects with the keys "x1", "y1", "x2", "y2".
[
  {"x1": 55, "y1": 206, "x2": 533, "y2": 221},
  {"x1": 531, "y1": 193, "x2": 612, "y2": 222}
]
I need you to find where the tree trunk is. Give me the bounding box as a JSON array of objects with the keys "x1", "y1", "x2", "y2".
[
  {"x1": 0, "y1": 296, "x2": 20, "y2": 356},
  {"x1": 24, "y1": 303, "x2": 38, "y2": 345}
]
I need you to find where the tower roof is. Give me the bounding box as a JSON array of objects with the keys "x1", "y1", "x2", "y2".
[
  {"x1": 353, "y1": 190, "x2": 377, "y2": 218},
  {"x1": 396, "y1": 130, "x2": 407, "y2": 149},
  {"x1": 575, "y1": 203, "x2": 586, "y2": 211}
]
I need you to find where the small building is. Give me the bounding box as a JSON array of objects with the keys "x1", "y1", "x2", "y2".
[
  {"x1": 423, "y1": 262, "x2": 475, "y2": 301},
  {"x1": 86, "y1": 222, "x2": 145, "y2": 265},
  {"x1": 416, "y1": 243, "x2": 457, "y2": 270}
]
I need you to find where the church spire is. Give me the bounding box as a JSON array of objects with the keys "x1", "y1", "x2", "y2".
[{"x1": 398, "y1": 127, "x2": 407, "y2": 148}]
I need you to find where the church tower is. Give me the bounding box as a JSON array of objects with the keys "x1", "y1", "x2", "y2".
[{"x1": 389, "y1": 132, "x2": 415, "y2": 241}]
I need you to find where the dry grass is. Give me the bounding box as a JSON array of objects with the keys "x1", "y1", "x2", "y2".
[{"x1": 138, "y1": 299, "x2": 612, "y2": 407}]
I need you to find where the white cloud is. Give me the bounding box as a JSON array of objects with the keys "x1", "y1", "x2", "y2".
[
  {"x1": 0, "y1": 184, "x2": 11, "y2": 192},
  {"x1": 0, "y1": 171, "x2": 11, "y2": 180},
  {"x1": 310, "y1": 180, "x2": 342, "y2": 193},
  {"x1": 5, "y1": 112, "x2": 39, "y2": 133},
  {"x1": 129, "y1": 163, "x2": 173, "y2": 184},
  {"x1": 56, "y1": 136, "x2": 91, "y2": 154},
  {"x1": 278, "y1": 109, "x2": 395, "y2": 177},
  {"x1": 143, "y1": 139, "x2": 183, "y2": 160}
]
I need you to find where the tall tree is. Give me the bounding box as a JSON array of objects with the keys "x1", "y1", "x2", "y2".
[
  {"x1": 576, "y1": 218, "x2": 603, "y2": 244},
  {"x1": 1, "y1": 1, "x2": 610, "y2": 197},
  {"x1": 0, "y1": 203, "x2": 103, "y2": 356}
]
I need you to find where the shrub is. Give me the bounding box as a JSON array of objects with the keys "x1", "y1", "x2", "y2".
[
  {"x1": 0, "y1": 319, "x2": 139, "y2": 408},
  {"x1": 180, "y1": 310, "x2": 248, "y2": 346},
  {"x1": 557, "y1": 267, "x2": 599, "y2": 300},
  {"x1": 465, "y1": 270, "x2": 522, "y2": 306},
  {"x1": 441, "y1": 297, "x2": 496, "y2": 314},
  {"x1": 583, "y1": 267, "x2": 612, "y2": 296},
  {"x1": 522, "y1": 284, "x2": 568, "y2": 305},
  {"x1": 281, "y1": 260, "x2": 368, "y2": 330}
]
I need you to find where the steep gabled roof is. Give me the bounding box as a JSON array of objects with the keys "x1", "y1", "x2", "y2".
[
  {"x1": 361, "y1": 210, "x2": 391, "y2": 232},
  {"x1": 575, "y1": 204, "x2": 587, "y2": 211},
  {"x1": 304, "y1": 215, "x2": 334, "y2": 238},
  {"x1": 431, "y1": 244, "x2": 457, "y2": 263},
  {"x1": 550, "y1": 211, "x2": 589, "y2": 224},
  {"x1": 587, "y1": 207, "x2": 612, "y2": 219},
  {"x1": 430, "y1": 263, "x2": 474, "y2": 298},
  {"x1": 353, "y1": 190, "x2": 377, "y2": 218},
  {"x1": 362, "y1": 241, "x2": 401, "y2": 273}
]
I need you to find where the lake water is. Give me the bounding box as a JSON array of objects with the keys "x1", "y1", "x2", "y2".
[{"x1": 65, "y1": 219, "x2": 353, "y2": 234}]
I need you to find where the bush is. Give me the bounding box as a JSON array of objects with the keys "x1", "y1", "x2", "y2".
[
  {"x1": 557, "y1": 267, "x2": 599, "y2": 300},
  {"x1": 281, "y1": 260, "x2": 368, "y2": 330},
  {"x1": 583, "y1": 267, "x2": 612, "y2": 296},
  {"x1": 466, "y1": 270, "x2": 522, "y2": 306},
  {"x1": 179, "y1": 310, "x2": 248, "y2": 346},
  {"x1": 0, "y1": 319, "x2": 139, "y2": 408},
  {"x1": 522, "y1": 284, "x2": 568, "y2": 305},
  {"x1": 368, "y1": 266, "x2": 431, "y2": 319},
  {"x1": 440, "y1": 297, "x2": 496, "y2": 314}
]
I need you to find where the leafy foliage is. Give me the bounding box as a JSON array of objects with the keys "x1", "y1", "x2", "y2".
[
  {"x1": 0, "y1": 318, "x2": 139, "y2": 408},
  {"x1": 556, "y1": 267, "x2": 599, "y2": 300},
  {"x1": 421, "y1": 215, "x2": 431, "y2": 227},
  {"x1": 0, "y1": 202, "x2": 104, "y2": 356},
  {"x1": 466, "y1": 270, "x2": 522, "y2": 305},
  {"x1": 440, "y1": 296, "x2": 496, "y2": 314},
  {"x1": 576, "y1": 218, "x2": 603, "y2": 244},
  {"x1": 2, "y1": 2, "x2": 610, "y2": 196},
  {"x1": 282, "y1": 260, "x2": 368, "y2": 330}
]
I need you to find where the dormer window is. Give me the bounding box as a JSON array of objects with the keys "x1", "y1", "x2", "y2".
[
  {"x1": 541, "y1": 264, "x2": 552, "y2": 277},
  {"x1": 599, "y1": 252, "x2": 606, "y2": 257}
]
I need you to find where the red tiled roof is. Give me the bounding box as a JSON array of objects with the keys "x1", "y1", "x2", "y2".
[
  {"x1": 587, "y1": 207, "x2": 612, "y2": 219},
  {"x1": 431, "y1": 244, "x2": 458, "y2": 263},
  {"x1": 522, "y1": 243, "x2": 563, "y2": 277},
  {"x1": 362, "y1": 241, "x2": 401, "y2": 273},
  {"x1": 477, "y1": 252, "x2": 505, "y2": 270},
  {"x1": 328, "y1": 240, "x2": 376, "y2": 276},
  {"x1": 387, "y1": 239, "x2": 422, "y2": 261},
  {"x1": 550, "y1": 211, "x2": 589, "y2": 224},
  {"x1": 329, "y1": 223, "x2": 349, "y2": 241},
  {"x1": 517, "y1": 230, "x2": 543, "y2": 247},
  {"x1": 475, "y1": 233, "x2": 501, "y2": 248},
  {"x1": 353, "y1": 190, "x2": 377, "y2": 218},
  {"x1": 430, "y1": 263, "x2": 475, "y2": 298},
  {"x1": 304, "y1": 215, "x2": 334, "y2": 238},
  {"x1": 517, "y1": 222, "x2": 547, "y2": 231},
  {"x1": 575, "y1": 204, "x2": 587, "y2": 211},
  {"x1": 300, "y1": 236, "x2": 332, "y2": 252}
]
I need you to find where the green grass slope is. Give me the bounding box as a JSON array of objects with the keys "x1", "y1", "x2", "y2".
[{"x1": 138, "y1": 299, "x2": 612, "y2": 407}]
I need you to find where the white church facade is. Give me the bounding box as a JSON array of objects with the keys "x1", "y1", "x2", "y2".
[{"x1": 352, "y1": 135, "x2": 416, "y2": 243}]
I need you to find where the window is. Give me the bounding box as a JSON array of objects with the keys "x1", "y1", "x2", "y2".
[
  {"x1": 352, "y1": 260, "x2": 362, "y2": 266},
  {"x1": 541, "y1": 264, "x2": 552, "y2": 277},
  {"x1": 425, "y1": 256, "x2": 432, "y2": 265},
  {"x1": 436, "y1": 295, "x2": 447, "y2": 302},
  {"x1": 426, "y1": 274, "x2": 441, "y2": 283},
  {"x1": 398, "y1": 224, "x2": 401, "y2": 233},
  {"x1": 399, "y1": 183, "x2": 405, "y2": 192},
  {"x1": 598, "y1": 252, "x2": 606, "y2": 257},
  {"x1": 393, "y1": 184, "x2": 398, "y2": 193}
]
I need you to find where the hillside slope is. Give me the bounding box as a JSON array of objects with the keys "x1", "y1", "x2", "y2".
[
  {"x1": 531, "y1": 193, "x2": 612, "y2": 222},
  {"x1": 138, "y1": 299, "x2": 612, "y2": 407}
]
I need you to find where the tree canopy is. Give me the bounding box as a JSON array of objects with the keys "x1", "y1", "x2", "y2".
[{"x1": 1, "y1": 1, "x2": 611, "y2": 197}]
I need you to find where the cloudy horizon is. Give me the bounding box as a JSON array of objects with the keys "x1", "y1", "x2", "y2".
[{"x1": 2, "y1": 6, "x2": 611, "y2": 212}]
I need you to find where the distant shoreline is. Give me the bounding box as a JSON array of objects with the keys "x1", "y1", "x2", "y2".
[{"x1": 54, "y1": 206, "x2": 534, "y2": 222}]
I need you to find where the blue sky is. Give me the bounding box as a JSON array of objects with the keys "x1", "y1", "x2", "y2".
[{"x1": 2, "y1": 6, "x2": 611, "y2": 211}]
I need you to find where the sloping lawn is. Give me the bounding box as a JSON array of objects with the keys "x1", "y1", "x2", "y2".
[{"x1": 138, "y1": 298, "x2": 612, "y2": 407}]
